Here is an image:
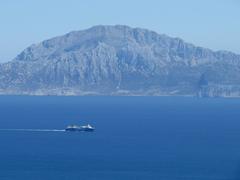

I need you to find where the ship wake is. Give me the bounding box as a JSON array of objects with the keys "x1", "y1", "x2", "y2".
[{"x1": 0, "y1": 129, "x2": 65, "y2": 132}]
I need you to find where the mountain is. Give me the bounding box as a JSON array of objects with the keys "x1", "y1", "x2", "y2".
[{"x1": 0, "y1": 25, "x2": 240, "y2": 97}]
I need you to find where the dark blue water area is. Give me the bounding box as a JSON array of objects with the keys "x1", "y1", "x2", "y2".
[{"x1": 0, "y1": 96, "x2": 240, "y2": 180}]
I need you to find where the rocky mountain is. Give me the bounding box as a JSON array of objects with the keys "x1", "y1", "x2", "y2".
[{"x1": 0, "y1": 25, "x2": 240, "y2": 97}]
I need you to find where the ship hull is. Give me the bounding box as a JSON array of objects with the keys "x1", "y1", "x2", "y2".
[{"x1": 65, "y1": 128, "x2": 94, "y2": 132}]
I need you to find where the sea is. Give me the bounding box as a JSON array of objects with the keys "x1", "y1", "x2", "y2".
[{"x1": 0, "y1": 96, "x2": 240, "y2": 180}]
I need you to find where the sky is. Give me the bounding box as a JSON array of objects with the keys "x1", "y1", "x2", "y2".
[{"x1": 0, "y1": 0, "x2": 239, "y2": 62}]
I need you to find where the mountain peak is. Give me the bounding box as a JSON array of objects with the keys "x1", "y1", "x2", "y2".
[{"x1": 1, "y1": 25, "x2": 240, "y2": 97}]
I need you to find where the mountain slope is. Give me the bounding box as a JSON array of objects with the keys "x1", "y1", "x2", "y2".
[{"x1": 0, "y1": 25, "x2": 240, "y2": 96}]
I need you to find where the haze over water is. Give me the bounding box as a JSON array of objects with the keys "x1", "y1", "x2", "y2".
[{"x1": 0, "y1": 96, "x2": 240, "y2": 180}]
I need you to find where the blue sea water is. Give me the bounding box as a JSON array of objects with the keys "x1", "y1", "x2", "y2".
[{"x1": 0, "y1": 96, "x2": 240, "y2": 180}]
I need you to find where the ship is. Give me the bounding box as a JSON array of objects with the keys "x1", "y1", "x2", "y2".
[{"x1": 65, "y1": 124, "x2": 95, "y2": 132}]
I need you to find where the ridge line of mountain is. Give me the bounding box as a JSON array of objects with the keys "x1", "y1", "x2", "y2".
[{"x1": 0, "y1": 25, "x2": 239, "y2": 97}]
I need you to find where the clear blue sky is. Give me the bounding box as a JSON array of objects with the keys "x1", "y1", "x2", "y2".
[{"x1": 0, "y1": 0, "x2": 239, "y2": 62}]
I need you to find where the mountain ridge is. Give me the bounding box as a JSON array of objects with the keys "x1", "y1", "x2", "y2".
[
  {"x1": 14, "y1": 25, "x2": 240, "y2": 62},
  {"x1": 0, "y1": 25, "x2": 240, "y2": 97}
]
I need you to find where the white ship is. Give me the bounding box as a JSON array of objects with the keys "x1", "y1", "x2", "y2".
[{"x1": 65, "y1": 124, "x2": 95, "y2": 132}]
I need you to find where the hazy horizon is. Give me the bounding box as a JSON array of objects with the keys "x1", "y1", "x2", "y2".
[{"x1": 0, "y1": 0, "x2": 239, "y2": 62}]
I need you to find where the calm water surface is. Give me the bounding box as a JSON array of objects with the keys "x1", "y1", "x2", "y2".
[{"x1": 0, "y1": 96, "x2": 240, "y2": 180}]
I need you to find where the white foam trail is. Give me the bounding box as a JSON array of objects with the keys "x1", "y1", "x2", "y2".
[{"x1": 0, "y1": 129, "x2": 65, "y2": 132}]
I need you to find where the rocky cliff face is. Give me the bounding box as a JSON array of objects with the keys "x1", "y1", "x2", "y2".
[{"x1": 0, "y1": 25, "x2": 240, "y2": 96}]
